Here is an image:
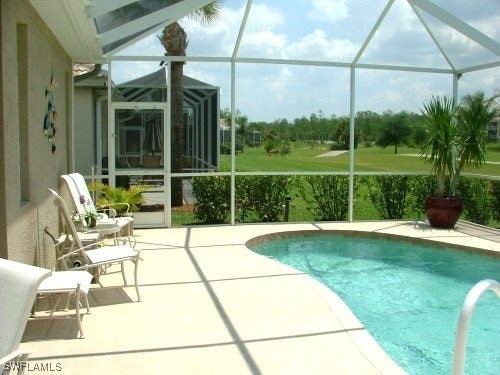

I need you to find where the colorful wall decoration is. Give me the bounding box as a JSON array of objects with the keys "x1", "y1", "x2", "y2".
[{"x1": 43, "y1": 71, "x2": 57, "y2": 153}]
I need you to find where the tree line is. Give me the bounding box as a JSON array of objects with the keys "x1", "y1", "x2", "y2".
[
  {"x1": 221, "y1": 90, "x2": 497, "y2": 155},
  {"x1": 222, "y1": 108, "x2": 426, "y2": 155}
]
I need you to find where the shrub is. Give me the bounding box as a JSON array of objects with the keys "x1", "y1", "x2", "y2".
[
  {"x1": 457, "y1": 177, "x2": 492, "y2": 226},
  {"x1": 408, "y1": 175, "x2": 438, "y2": 214},
  {"x1": 363, "y1": 175, "x2": 413, "y2": 219},
  {"x1": 330, "y1": 142, "x2": 347, "y2": 151},
  {"x1": 300, "y1": 175, "x2": 351, "y2": 221},
  {"x1": 192, "y1": 174, "x2": 231, "y2": 224},
  {"x1": 236, "y1": 175, "x2": 291, "y2": 222},
  {"x1": 492, "y1": 180, "x2": 500, "y2": 223},
  {"x1": 220, "y1": 144, "x2": 231, "y2": 154},
  {"x1": 279, "y1": 141, "x2": 290, "y2": 155}
]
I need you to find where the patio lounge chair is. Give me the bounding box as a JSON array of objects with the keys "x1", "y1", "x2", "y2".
[
  {"x1": 60, "y1": 173, "x2": 134, "y2": 236},
  {"x1": 48, "y1": 189, "x2": 142, "y2": 302},
  {"x1": 0, "y1": 258, "x2": 51, "y2": 373}
]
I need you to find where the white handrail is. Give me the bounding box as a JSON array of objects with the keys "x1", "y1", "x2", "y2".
[{"x1": 453, "y1": 279, "x2": 500, "y2": 375}]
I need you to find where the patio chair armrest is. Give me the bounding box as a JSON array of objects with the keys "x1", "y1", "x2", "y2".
[
  {"x1": 96, "y1": 208, "x2": 115, "y2": 219},
  {"x1": 99, "y1": 235, "x2": 137, "y2": 248},
  {"x1": 75, "y1": 252, "x2": 141, "y2": 270},
  {"x1": 56, "y1": 248, "x2": 82, "y2": 263},
  {"x1": 98, "y1": 202, "x2": 130, "y2": 215}
]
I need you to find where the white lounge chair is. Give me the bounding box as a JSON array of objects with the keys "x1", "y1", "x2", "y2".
[
  {"x1": 48, "y1": 189, "x2": 142, "y2": 302},
  {"x1": 0, "y1": 258, "x2": 51, "y2": 374},
  {"x1": 60, "y1": 173, "x2": 134, "y2": 236}
]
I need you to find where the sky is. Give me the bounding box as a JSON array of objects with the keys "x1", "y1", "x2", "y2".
[{"x1": 112, "y1": 0, "x2": 500, "y2": 122}]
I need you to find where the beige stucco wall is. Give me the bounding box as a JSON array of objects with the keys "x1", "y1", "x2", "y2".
[
  {"x1": 74, "y1": 87, "x2": 96, "y2": 175},
  {"x1": 1, "y1": 0, "x2": 73, "y2": 266},
  {"x1": 73, "y1": 87, "x2": 109, "y2": 176}
]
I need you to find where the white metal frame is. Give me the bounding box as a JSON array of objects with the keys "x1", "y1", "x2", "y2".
[
  {"x1": 101, "y1": 0, "x2": 499, "y2": 227},
  {"x1": 108, "y1": 101, "x2": 169, "y2": 226},
  {"x1": 453, "y1": 279, "x2": 500, "y2": 375}
]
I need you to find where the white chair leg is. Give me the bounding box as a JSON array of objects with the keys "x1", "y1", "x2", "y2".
[
  {"x1": 83, "y1": 294, "x2": 91, "y2": 314},
  {"x1": 133, "y1": 259, "x2": 141, "y2": 302},
  {"x1": 120, "y1": 262, "x2": 127, "y2": 286},
  {"x1": 74, "y1": 287, "x2": 84, "y2": 338}
]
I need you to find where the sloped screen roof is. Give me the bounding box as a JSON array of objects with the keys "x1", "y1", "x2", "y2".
[
  {"x1": 92, "y1": 0, "x2": 215, "y2": 57},
  {"x1": 30, "y1": 0, "x2": 215, "y2": 61},
  {"x1": 117, "y1": 67, "x2": 218, "y2": 106},
  {"x1": 31, "y1": 0, "x2": 499, "y2": 71}
]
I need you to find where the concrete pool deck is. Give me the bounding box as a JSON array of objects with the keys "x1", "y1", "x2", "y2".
[{"x1": 20, "y1": 220, "x2": 499, "y2": 374}]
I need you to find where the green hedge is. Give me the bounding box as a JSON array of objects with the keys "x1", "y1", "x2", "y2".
[{"x1": 191, "y1": 173, "x2": 499, "y2": 227}]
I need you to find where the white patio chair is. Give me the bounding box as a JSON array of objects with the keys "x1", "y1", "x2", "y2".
[
  {"x1": 60, "y1": 173, "x2": 134, "y2": 236},
  {"x1": 33, "y1": 270, "x2": 93, "y2": 338},
  {"x1": 0, "y1": 259, "x2": 51, "y2": 374},
  {"x1": 48, "y1": 189, "x2": 142, "y2": 302}
]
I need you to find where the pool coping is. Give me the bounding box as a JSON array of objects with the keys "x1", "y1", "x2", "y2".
[{"x1": 246, "y1": 227, "x2": 500, "y2": 258}]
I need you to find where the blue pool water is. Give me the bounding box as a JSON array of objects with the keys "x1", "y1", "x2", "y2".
[{"x1": 250, "y1": 234, "x2": 500, "y2": 375}]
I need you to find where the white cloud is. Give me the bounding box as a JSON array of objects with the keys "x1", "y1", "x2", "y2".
[
  {"x1": 237, "y1": 4, "x2": 287, "y2": 58},
  {"x1": 180, "y1": 6, "x2": 243, "y2": 56},
  {"x1": 308, "y1": 0, "x2": 348, "y2": 23},
  {"x1": 268, "y1": 67, "x2": 294, "y2": 104},
  {"x1": 245, "y1": 4, "x2": 285, "y2": 32},
  {"x1": 285, "y1": 29, "x2": 358, "y2": 61},
  {"x1": 242, "y1": 30, "x2": 287, "y2": 57}
]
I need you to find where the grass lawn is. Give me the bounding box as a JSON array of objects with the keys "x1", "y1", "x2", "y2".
[
  {"x1": 220, "y1": 142, "x2": 500, "y2": 176},
  {"x1": 172, "y1": 142, "x2": 499, "y2": 227}
]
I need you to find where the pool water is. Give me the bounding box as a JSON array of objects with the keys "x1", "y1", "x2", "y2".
[{"x1": 251, "y1": 234, "x2": 500, "y2": 375}]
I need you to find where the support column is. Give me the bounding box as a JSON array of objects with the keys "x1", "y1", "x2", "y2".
[
  {"x1": 348, "y1": 67, "x2": 356, "y2": 222},
  {"x1": 230, "y1": 61, "x2": 236, "y2": 225}
]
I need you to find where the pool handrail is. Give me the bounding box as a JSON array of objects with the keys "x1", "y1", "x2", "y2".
[{"x1": 453, "y1": 279, "x2": 500, "y2": 375}]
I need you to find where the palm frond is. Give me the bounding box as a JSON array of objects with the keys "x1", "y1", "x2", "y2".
[
  {"x1": 420, "y1": 96, "x2": 458, "y2": 195},
  {"x1": 188, "y1": 1, "x2": 222, "y2": 26},
  {"x1": 88, "y1": 183, "x2": 150, "y2": 214}
]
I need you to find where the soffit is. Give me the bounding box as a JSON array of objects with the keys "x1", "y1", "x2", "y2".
[{"x1": 29, "y1": 0, "x2": 214, "y2": 63}]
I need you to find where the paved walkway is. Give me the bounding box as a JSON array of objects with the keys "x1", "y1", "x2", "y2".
[
  {"x1": 316, "y1": 150, "x2": 348, "y2": 157},
  {"x1": 20, "y1": 221, "x2": 499, "y2": 374}
]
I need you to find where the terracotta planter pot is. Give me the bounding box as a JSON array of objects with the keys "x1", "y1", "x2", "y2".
[{"x1": 425, "y1": 196, "x2": 463, "y2": 229}]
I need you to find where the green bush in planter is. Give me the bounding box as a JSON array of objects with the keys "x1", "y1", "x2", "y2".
[{"x1": 88, "y1": 182, "x2": 149, "y2": 215}]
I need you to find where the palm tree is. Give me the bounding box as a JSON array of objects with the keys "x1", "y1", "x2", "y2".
[
  {"x1": 159, "y1": 2, "x2": 221, "y2": 207},
  {"x1": 453, "y1": 92, "x2": 498, "y2": 192}
]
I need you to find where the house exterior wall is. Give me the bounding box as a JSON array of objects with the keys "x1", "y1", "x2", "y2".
[
  {"x1": 488, "y1": 117, "x2": 500, "y2": 143},
  {"x1": 1, "y1": 0, "x2": 73, "y2": 266},
  {"x1": 74, "y1": 87, "x2": 96, "y2": 175}
]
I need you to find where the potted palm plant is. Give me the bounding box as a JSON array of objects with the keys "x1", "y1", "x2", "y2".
[
  {"x1": 88, "y1": 183, "x2": 150, "y2": 216},
  {"x1": 420, "y1": 92, "x2": 497, "y2": 228}
]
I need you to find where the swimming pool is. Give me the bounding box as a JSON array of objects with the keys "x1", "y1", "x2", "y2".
[{"x1": 250, "y1": 232, "x2": 500, "y2": 375}]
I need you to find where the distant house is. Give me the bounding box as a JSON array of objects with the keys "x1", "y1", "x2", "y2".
[
  {"x1": 74, "y1": 67, "x2": 220, "y2": 175},
  {"x1": 488, "y1": 117, "x2": 500, "y2": 142},
  {"x1": 247, "y1": 130, "x2": 262, "y2": 147},
  {"x1": 220, "y1": 119, "x2": 261, "y2": 147},
  {"x1": 219, "y1": 118, "x2": 232, "y2": 145}
]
